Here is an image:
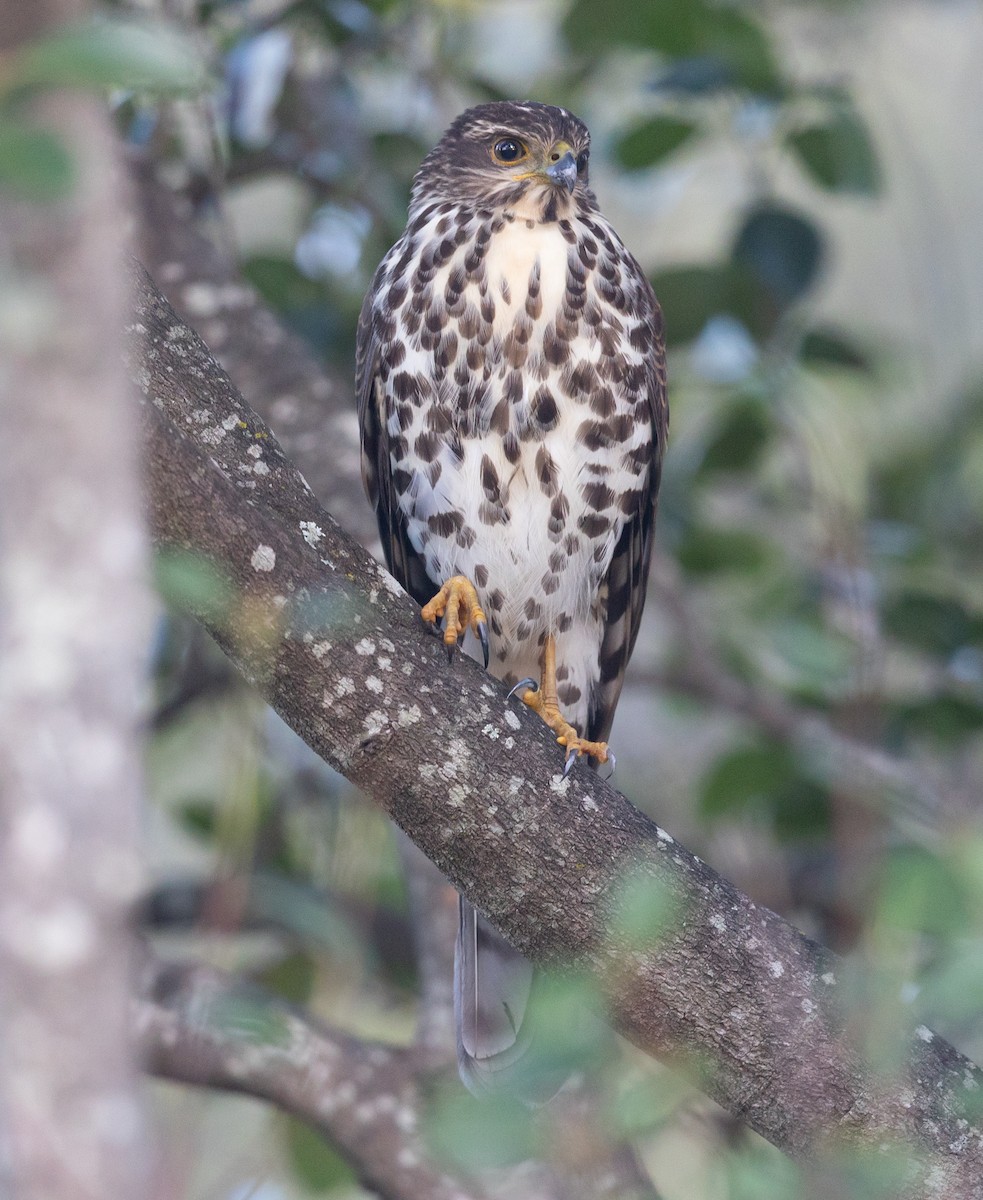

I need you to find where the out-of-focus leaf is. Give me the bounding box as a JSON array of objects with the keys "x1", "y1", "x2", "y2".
[
  {"x1": 177, "y1": 798, "x2": 217, "y2": 841},
  {"x1": 877, "y1": 847, "x2": 967, "y2": 936},
  {"x1": 564, "y1": 0, "x2": 782, "y2": 96},
  {"x1": 768, "y1": 619, "x2": 854, "y2": 688},
  {"x1": 11, "y1": 17, "x2": 211, "y2": 94},
  {"x1": 800, "y1": 327, "x2": 874, "y2": 373},
  {"x1": 787, "y1": 112, "x2": 882, "y2": 195},
  {"x1": 676, "y1": 525, "x2": 771, "y2": 575},
  {"x1": 260, "y1": 951, "x2": 317, "y2": 1005},
  {"x1": 701, "y1": 743, "x2": 795, "y2": 819},
  {"x1": 281, "y1": 1114, "x2": 356, "y2": 1193},
  {"x1": 613, "y1": 115, "x2": 699, "y2": 170},
  {"x1": 882, "y1": 590, "x2": 974, "y2": 656},
  {"x1": 0, "y1": 122, "x2": 74, "y2": 200},
  {"x1": 700, "y1": 740, "x2": 830, "y2": 839},
  {"x1": 425, "y1": 1088, "x2": 537, "y2": 1171},
  {"x1": 732, "y1": 204, "x2": 824, "y2": 311},
  {"x1": 698, "y1": 397, "x2": 773, "y2": 473},
  {"x1": 650, "y1": 265, "x2": 734, "y2": 346},
  {"x1": 651, "y1": 56, "x2": 736, "y2": 95},
  {"x1": 154, "y1": 549, "x2": 235, "y2": 624},
  {"x1": 209, "y1": 991, "x2": 293, "y2": 1047},
  {"x1": 893, "y1": 695, "x2": 983, "y2": 744},
  {"x1": 609, "y1": 868, "x2": 679, "y2": 947}
]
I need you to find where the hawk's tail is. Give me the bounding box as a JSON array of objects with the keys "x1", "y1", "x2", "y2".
[{"x1": 454, "y1": 896, "x2": 571, "y2": 1102}]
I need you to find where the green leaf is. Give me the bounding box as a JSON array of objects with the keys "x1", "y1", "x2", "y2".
[
  {"x1": 700, "y1": 743, "x2": 795, "y2": 819},
  {"x1": 877, "y1": 847, "x2": 968, "y2": 936},
  {"x1": 787, "y1": 112, "x2": 882, "y2": 196},
  {"x1": 564, "y1": 0, "x2": 783, "y2": 96},
  {"x1": 882, "y1": 589, "x2": 974, "y2": 655},
  {"x1": 676, "y1": 525, "x2": 771, "y2": 575},
  {"x1": 12, "y1": 17, "x2": 210, "y2": 95},
  {"x1": 613, "y1": 115, "x2": 699, "y2": 170},
  {"x1": 800, "y1": 327, "x2": 874, "y2": 373},
  {"x1": 0, "y1": 122, "x2": 74, "y2": 200},
  {"x1": 425, "y1": 1088, "x2": 538, "y2": 1171},
  {"x1": 260, "y1": 951, "x2": 317, "y2": 1006},
  {"x1": 698, "y1": 397, "x2": 773, "y2": 473},
  {"x1": 732, "y1": 204, "x2": 824, "y2": 311},
  {"x1": 154, "y1": 549, "x2": 235, "y2": 624},
  {"x1": 281, "y1": 1115, "x2": 356, "y2": 1193}
]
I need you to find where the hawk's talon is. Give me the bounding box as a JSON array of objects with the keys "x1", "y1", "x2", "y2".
[
  {"x1": 476, "y1": 620, "x2": 490, "y2": 669},
  {"x1": 420, "y1": 575, "x2": 489, "y2": 665},
  {"x1": 507, "y1": 677, "x2": 539, "y2": 701},
  {"x1": 563, "y1": 748, "x2": 578, "y2": 778}
]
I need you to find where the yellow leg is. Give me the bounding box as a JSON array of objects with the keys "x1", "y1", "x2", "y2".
[
  {"x1": 516, "y1": 635, "x2": 609, "y2": 768},
  {"x1": 421, "y1": 575, "x2": 489, "y2": 666}
]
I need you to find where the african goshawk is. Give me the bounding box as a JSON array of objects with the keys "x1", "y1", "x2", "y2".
[{"x1": 357, "y1": 100, "x2": 667, "y2": 1094}]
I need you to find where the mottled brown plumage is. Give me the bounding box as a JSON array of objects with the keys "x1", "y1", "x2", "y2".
[{"x1": 356, "y1": 100, "x2": 667, "y2": 1094}]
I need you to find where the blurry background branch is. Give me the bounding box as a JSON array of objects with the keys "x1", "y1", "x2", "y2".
[
  {"x1": 131, "y1": 263, "x2": 983, "y2": 1197},
  {"x1": 0, "y1": 2, "x2": 155, "y2": 1197}
]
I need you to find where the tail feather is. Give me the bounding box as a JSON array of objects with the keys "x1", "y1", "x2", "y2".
[{"x1": 454, "y1": 896, "x2": 569, "y2": 1101}]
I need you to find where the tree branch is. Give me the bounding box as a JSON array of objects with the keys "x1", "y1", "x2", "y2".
[
  {"x1": 138, "y1": 957, "x2": 490, "y2": 1200},
  {"x1": 129, "y1": 264, "x2": 983, "y2": 1197}
]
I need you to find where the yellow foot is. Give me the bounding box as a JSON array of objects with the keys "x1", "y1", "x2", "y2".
[
  {"x1": 510, "y1": 635, "x2": 611, "y2": 775},
  {"x1": 421, "y1": 575, "x2": 489, "y2": 667}
]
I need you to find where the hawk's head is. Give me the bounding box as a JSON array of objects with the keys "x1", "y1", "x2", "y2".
[{"x1": 411, "y1": 101, "x2": 594, "y2": 221}]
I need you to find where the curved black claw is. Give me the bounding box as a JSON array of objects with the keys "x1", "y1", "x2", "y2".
[
  {"x1": 600, "y1": 750, "x2": 617, "y2": 780},
  {"x1": 445, "y1": 643, "x2": 456, "y2": 665},
  {"x1": 476, "y1": 620, "x2": 490, "y2": 669},
  {"x1": 507, "y1": 677, "x2": 539, "y2": 701},
  {"x1": 563, "y1": 747, "x2": 579, "y2": 778}
]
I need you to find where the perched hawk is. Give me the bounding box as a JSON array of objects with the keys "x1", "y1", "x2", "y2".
[{"x1": 357, "y1": 101, "x2": 667, "y2": 1094}]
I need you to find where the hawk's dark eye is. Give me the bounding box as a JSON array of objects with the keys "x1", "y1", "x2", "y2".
[
  {"x1": 492, "y1": 138, "x2": 528, "y2": 164},
  {"x1": 577, "y1": 150, "x2": 590, "y2": 173}
]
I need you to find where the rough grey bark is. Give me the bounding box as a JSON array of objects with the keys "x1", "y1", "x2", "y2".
[
  {"x1": 138, "y1": 958, "x2": 490, "y2": 1200},
  {"x1": 129, "y1": 264, "x2": 983, "y2": 1197},
  {"x1": 0, "y1": 24, "x2": 153, "y2": 1200}
]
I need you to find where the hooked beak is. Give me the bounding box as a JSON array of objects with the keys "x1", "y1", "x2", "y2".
[{"x1": 546, "y1": 150, "x2": 578, "y2": 193}]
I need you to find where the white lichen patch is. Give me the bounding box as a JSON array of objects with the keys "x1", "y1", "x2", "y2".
[
  {"x1": 1, "y1": 900, "x2": 96, "y2": 971},
  {"x1": 916, "y1": 1025, "x2": 934, "y2": 1043},
  {"x1": 503, "y1": 709, "x2": 521, "y2": 731},
  {"x1": 300, "y1": 521, "x2": 323, "y2": 547},
  {"x1": 769, "y1": 960, "x2": 785, "y2": 979},
  {"x1": 745, "y1": 937, "x2": 759, "y2": 951},
  {"x1": 482, "y1": 723, "x2": 500, "y2": 740},
  {"x1": 549, "y1": 774, "x2": 570, "y2": 796},
  {"x1": 398, "y1": 704, "x2": 422, "y2": 726},
  {"x1": 311, "y1": 640, "x2": 332, "y2": 660},
  {"x1": 508, "y1": 776, "x2": 523, "y2": 795},
  {"x1": 354, "y1": 637, "x2": 376, "y2": 656},
  {"x1": 378, "y1": 569, "x2": 405, "y2": 597},
  {"x1": 10, "y1": 804, "x2": 66, "y2": 872},
  {"x1": 335, "y1": 676, "x2": 355, "y2": 697},
  {"x1": 362, "y1": 710, "x2": 388, "y2": 738},
  {"x1": 222, "y1": 414, "x2": 239, "y2": 431},
  {"x1": 253, "y1": 460, "x2": 270, "y2": 476},
  {"x1": 448, "y1": 784, "x2": 470, "y2": 807},
  {"x1": 709, "y1": 913, "x2": 726, "y2": 932},
  {"x1": 582, "y1": 795, "x2": 599, "y2": 813},
  {"x1": 251, "y1": 544, "x2": 276, "y2": 572},
  {"x1": 365, "y1": 676, "x2": 384, "y2": 694},
  {"x1": 821, "y1": 971, "x2": 837, "y2": 986},
  {"x1": 247, "y1": 444, "x2": 262, "y2": 459},
  {"x1": 656, "y1": 827, "x2": 674, "y2": 843},
  {"x1": 380, "y1": 638, "x2": 396, "y2": 653},
  {"x1": 376, "y1": 656, "x2": 392, "y2": 671},
  {"x1": 801, "y1": 998, "x2": 816, "y2": 1015}
]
